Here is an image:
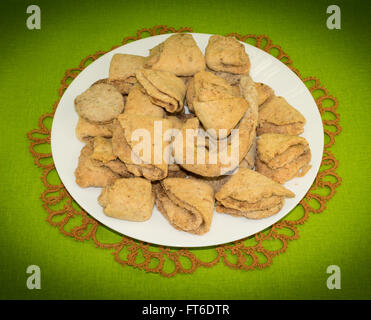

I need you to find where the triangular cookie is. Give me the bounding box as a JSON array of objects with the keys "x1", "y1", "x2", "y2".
[
  {"x1": 145, "y1": 34, "x2": 206, "y2": 76},
  {"x1": 155, "y1": 178, "x2": 214, "y2": 235}
]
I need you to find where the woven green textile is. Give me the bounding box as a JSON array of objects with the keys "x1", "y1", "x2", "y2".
[{"x1": 0, "y1": 0, "x2": 370, "y2": 299}]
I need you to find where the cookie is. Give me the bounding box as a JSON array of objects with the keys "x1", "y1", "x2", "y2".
[
  {"x1": 155, "y1": 178, "x2": 214, "y2": 235},
  {"x1": 74, "y1": 141, "x2": 119, "y2": 188},
  {"x1": 193, "y1": 71, "x2": 240, "y2": 102},
  {"x1": 124, "y1": 84, "x2": 165, "y2": 118},
  {"x1": 145, "y1": 34, "x2": 206, "y2": 76},
  {"x1": 136, "y1": 69, "x2": 186, "y2": 113},
  {"x1": 173, "y1": 75, "x2": 257, "y2": 177},
  {"x1": 112, "y1": 115, "x2": 173, "y2": 181},
  {"x1": 205, "y1": 35, "x2": 250, "y2": 74},
  {"x1": 188, "y1": 71, "x2": 247, "y2": 139},
  {"x1": 194, "y1": 97, "x2": 249, "y2": 139},
  {"x1": 257, "y1": 96, "x2": 306, "y2": 135},
  {"x1": 215, "y1": 168, "x2": 295, "y2": 219},
  {"x1": 74, "y1": 83, "x2": 124, "y2": 123},
  {"x1": 256, "y1": 133, "x2": 311, "y2": 183},
  {"x1": 109, "y1": 54, "x2": 146, "y2": 81},
  {"x1": 99, "y1": 178, "x2": 154, "y2": 221}
]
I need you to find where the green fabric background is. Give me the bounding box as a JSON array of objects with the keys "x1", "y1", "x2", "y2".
[{"x1": 0, "y1": 0, "x2": 370, "y2": 300}]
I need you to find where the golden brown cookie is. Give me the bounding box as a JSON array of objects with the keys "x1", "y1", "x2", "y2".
[
  {"x1": 108, "y1": 54, "x2": 146, "y2": 94},
  {"x1": 145, "y1": 34, "x2": 206, "y2": 76},
  {"x1": 193, "y1": 71, "x2": 241, "y2": 102},
  {"x1": 194, "y1": 97, "x2": 249, "y2": 139},
  {"x1": 112, "y1": 115, "x2": 172, "y2": 181},
  {"x1": 174, "y1": 116, "x2": 253, "y2": 177},
  {"x1": 257, "y1": 96, "x2": 306, "y2": 135},
  {"x1": 99, "y1": 178, "x2": 154, "y2": 221},
  {"x1": 215, "y1": 168, "x2": 295, "y2": 219},
  {"x1": 186, "y1": 71, "x2": 240, "y2": 113},
  {"x1": 83, "y1": 136, "x2": 132, "y2": 177},
  {"x1": 136, "y1": 69, "x2": 186, "y2": 113},
  {"x1": 187, "y1": 71, "x2": 247, "y2": 139},
  {"x1": 123, "y1": 84, "x2": 165, "y2": 118},
  {"x1": 109, "y1": 54, "x2": 146, "y2": 81},
  {"x1": 256, "y1": 133, "x2": 311, "y2": 183},
  {"x1": 205, "y1": 35, "x2": 250, "y2": 74},
  {"x1": 74, "y1": 83, "x2": 124, "y2": 123},
  {"x1": 155, "y1": 178, "x2": 215, "y2": 235},
  {"x1": 75, "y1": 142, "x2": 119, "y2": 188},
  {"x1": 173, "y1": 74, "x2": 258, "y2": 177}
]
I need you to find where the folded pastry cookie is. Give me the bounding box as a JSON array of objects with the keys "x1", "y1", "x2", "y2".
[
  {"x1": 145, "y1": 34, "x2": 206, "y2": 76},
  {"x1": 175, "y1": 75, "x2": 258, "y2": 177},
  {"x1": 123, "y1": 85, "x2": 165, "y2": 118},
  {"x1": 75, "y1": 83, "x2": 125, "y2": 123},
  {"x1": 188, "y1": 71, "x2": 248, "y2": 139},
  {"x1": 108, "y1": 54, "x2": 146, "y2": 94},
  {"x1": 155, "y1": 178, "x2": 214, "y2": 235},
  {"x1": 256, "y1": 133, "x2": 311, "y2": 183},
  {"x1": 99, "y1": 178, "x2": 154, "y2": 221},
  {"x1": 75, "y1": 117, "x2": 114, "y2": 142},
  {"x1": 215, "y1": 168, "x2": 295, "y2": 219},
  {"x1": 194, "y1": 97, "x2": 249, "y2": 139},
  {"x1": 112, "y1": 115, "x2": 171, "y2": 180},
  {"x1": 205, "y1": 35, "x2": 250, "y2": 74},
  {"x1": 258, "y1": 96, "x2": 306, "y2": 135},
  {"x1": 193, "y1": 71, "x2": 241, "y2": 102},
  {"x1": 75, "y1": 141, "x2": 119, "y2": 188},
  {"x1": 186, "y1": 71, "x2": 240, "y2": 112},
  {"x1": 174, "y1": 116, "x2": 253, "y2": 177},
  {"x1": 136, "y1": 69, "x2": 186, "y2": 113},
  {"x1": 89, "y1": 136, "x2": 133, "y2": 177}
]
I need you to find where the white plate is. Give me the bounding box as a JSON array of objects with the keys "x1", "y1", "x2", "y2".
[{"x1": 51, "y1": 33, "x2": 323, "y2": 248}]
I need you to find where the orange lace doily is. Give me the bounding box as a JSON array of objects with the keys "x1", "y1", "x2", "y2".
[{"x1": 27, "y1": 25, "x2": 342, "y2": 277}]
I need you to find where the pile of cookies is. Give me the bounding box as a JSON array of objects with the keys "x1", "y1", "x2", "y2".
[{"x1": 74, "y1": 34, "x2": 311, "y2": 235}]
